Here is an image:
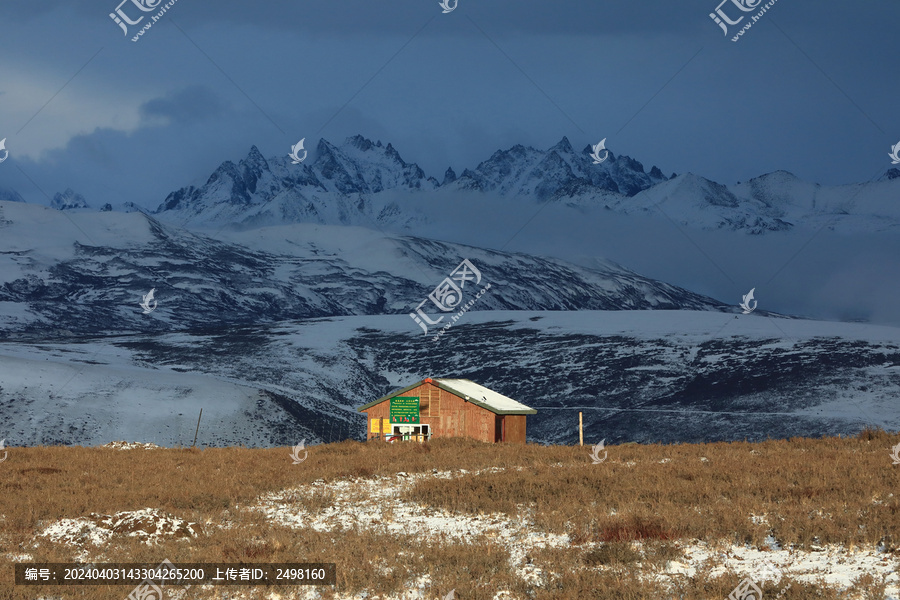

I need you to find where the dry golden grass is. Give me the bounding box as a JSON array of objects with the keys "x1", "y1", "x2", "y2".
[{"x1": 0, "y1": 429, "x2": 897, "y2": 599}]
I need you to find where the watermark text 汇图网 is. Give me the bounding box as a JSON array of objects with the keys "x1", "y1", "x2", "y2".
[{"x1": 409, "y1": 258, "x2": 491, "y2": 341}]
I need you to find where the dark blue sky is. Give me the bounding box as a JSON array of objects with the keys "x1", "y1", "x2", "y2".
[{"x1": 1, "y1": 0, "x2": 898, "y2": 208}]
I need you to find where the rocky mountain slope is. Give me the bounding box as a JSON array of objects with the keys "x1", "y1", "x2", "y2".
[
  {"x1": 0, "y1": 200, "x2": 729, "y2": 337},
  {"x1": 1, "y1": 311, "x2": 897, "y2": 447}
]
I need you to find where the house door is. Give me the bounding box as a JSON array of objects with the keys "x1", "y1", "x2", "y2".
[{"x1": 495, "y1": 415, "x2": 504, "y2": 443}]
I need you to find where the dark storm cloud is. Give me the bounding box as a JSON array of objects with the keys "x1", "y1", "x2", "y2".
[
  {"x1": 1, "y1": 0, "x2": 899, "y2": 202},
  {"x1": 2, "y1": 0, "x2": 710, "y2": 35},
  {"x1": 140, "y1": 86, "x2": 224, "y2": 125}
]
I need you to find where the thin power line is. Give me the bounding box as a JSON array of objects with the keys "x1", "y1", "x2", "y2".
[{"x1": 531, "y1": 406, "x2": 821, "y2": 417}]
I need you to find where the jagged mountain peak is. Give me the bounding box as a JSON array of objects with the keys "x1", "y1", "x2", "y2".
[
  {"x1": 551, "y1": 136, "x2": 575, "y2": 154},
  {"x1": 347, "y1": 134, "x2": 376, "y2": 151},
  {"x1": 152, "y1": 136, "x2": 438, "y2": 229},
  {"x1": 51, "y1": 188, "x2": 89, "y2": 210},
  {"x1": 443, "y1": 167, "x2": 457, "y2": 186},
  {"x1": 246, "y1": 144, "x2": 266, "y2": 162},
  {"x1": 240, "y1": 145, "x2": 271, "y2": 179},
  {"x1": 883, "y1": 168, "x2": 900, "y2": 181}
]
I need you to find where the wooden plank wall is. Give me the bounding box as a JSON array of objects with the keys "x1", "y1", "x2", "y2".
[{"x1": 504, "y1": 414, "x2": 527, "y2": 444}]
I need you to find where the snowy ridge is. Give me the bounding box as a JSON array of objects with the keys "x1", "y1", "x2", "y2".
[
  {"x1": 608, "y1": 170, "x2": 900, "y2": 233},
  {"x1": 0, "y1": 200, "x2": 728, "y2": 337}
]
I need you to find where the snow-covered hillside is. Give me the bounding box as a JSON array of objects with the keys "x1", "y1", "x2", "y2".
[
  {"x1": 2, "y1": 310, "x2": 897, "y2": 448},
  {"x1": 0, "y1": 200, "x2": 729, "y2": 337}
]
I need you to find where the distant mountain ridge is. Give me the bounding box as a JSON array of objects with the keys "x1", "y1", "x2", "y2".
[
  {"x1": 145, "y1": 134, "x2": 900, "y2": 234},
  {"x1": 149, "y1": 135, "x2": 671, "y2": 230},
  {"x1": 7, "y1": 135, "x2": 900, "y2": 234},
  {"x1": 450, "y1": 135, "x2": 669, "y2": 198}
]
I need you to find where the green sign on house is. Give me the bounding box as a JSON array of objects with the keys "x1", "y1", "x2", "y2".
[{"x1": 390, "y1": 396, "x2": 420, "y2": 423}]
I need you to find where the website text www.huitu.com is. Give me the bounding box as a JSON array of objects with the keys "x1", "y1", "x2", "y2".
[
  {"x1": 131, "y1": 0, "x2": 180, "y2": 42},
  {"x1": 431, "y1": 283, "x2": 492, "y2": 343},
  {"x1": 731, "y1": 0, "x2": 779, "y2": 42}
]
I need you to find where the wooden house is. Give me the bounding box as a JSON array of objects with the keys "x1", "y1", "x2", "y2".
[{"x1": 358, "y1": 378, "x2": 536, "y2": 444}]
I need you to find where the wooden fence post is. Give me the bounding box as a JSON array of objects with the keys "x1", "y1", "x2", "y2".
[
  {"x1": 192, "y1": 408, "x2": 202, "y2": 447},
  {"x1": 579, "y1": 412, "x2": 583, "y2": 446}
]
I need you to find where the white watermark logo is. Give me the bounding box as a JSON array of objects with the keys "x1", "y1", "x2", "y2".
[
  {"x1": 890, "y1": 442, "x2": 900, "y2": 465},
  {"x1": 439, "y1": 0, "x2": 458, "y2": 13},
  {"x1": 125, "y1": 558, "x2": 191, "y2": 600},
  {"x1": 289, "y1": 138, "x2": 307, "y2": 164},
  {"x1": 589, "y1": 439, "x2": 607, "y2": 464},
  {"x1": 289, "y1": 440, "x2": 308, "y2": 464},
  {"x1": 727, "y1": 578, "x2": 762, "y2": 600},
  {"x1": 140, "y1": 288, "x2": 157, "y2": 314},
  {"x1": 110, "y1": 0, "x2": 162, "y2": 35},
  {"x1": 589, "y1": 138, "x2": 609, "y2": 164},
  {"x1": 110, "y1": 0, "x2": 182, "y2": 42},
  {"x1": 889, "y1": 141, "x2": 900, "y2": 165},
  {"x1": 710, "y1": 0, "x2": 779, "y2": 42},
  {"x1": 0, "y1": 439, "x2": 7, "y2": 463},
  {"x1": 409, "y1": 259, "x2": 490, "y2": 340},
  {"x1": 728, "y1": 575, "x2": 791, "y2": 600},
  {"x1": 740, "y1": 288, "x2": 757, "y2": 314},
  {"x1": 0, "y1": 139, "x2": 8, "y2": 164},
  {"x1": 709, "y1": 0, "x2": 762, "y2": 34}
]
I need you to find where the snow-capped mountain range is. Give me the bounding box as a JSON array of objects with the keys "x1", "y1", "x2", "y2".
[
  {"x1": 136, "y1": 135, "x2": 900, "y2": 235},
  {"x1": 7, "y1": 135, "x2": 900, "y2": 237},
  {"x1": 148, "y1": 135, "x2": 672, "y2": 231}
]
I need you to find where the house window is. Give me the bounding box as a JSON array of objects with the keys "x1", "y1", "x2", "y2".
[{"x1": 388, "y1": 424, "x2": 430, "y2": 442}]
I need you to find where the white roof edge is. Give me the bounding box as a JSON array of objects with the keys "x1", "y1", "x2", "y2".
[{"x1": 434, "y1": 378, "x2": 534, "y2": 412}]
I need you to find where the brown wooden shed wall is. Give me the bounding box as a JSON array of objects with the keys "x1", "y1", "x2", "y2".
[{"x1": 503, "y1": 414, "x2": 527, "y2": 444}]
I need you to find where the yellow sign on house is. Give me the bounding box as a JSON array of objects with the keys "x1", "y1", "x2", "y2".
[
  {"x1": 382, "y1": 418, "x2": 390, "y2": 434},
  {"x1": 370, "y1": 418, "x2": 380, "y2": 433}
]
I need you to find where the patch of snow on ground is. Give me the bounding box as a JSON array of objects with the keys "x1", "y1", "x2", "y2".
[
  {"x1": 101, "y1": 441, "x2": 163, "y2": 450},
  {"x1": 247, "y1": 468, "x2": 900, "y2": 600},
  {"x1": 670, "y1": 540, "x2": 900, "y2": 598},
  {"x1": 37, "y1": 508, "x2": 201, "y2": 548},
  {"x1": 249, "y1": 466, "x2": 564, "y2": 587}
]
